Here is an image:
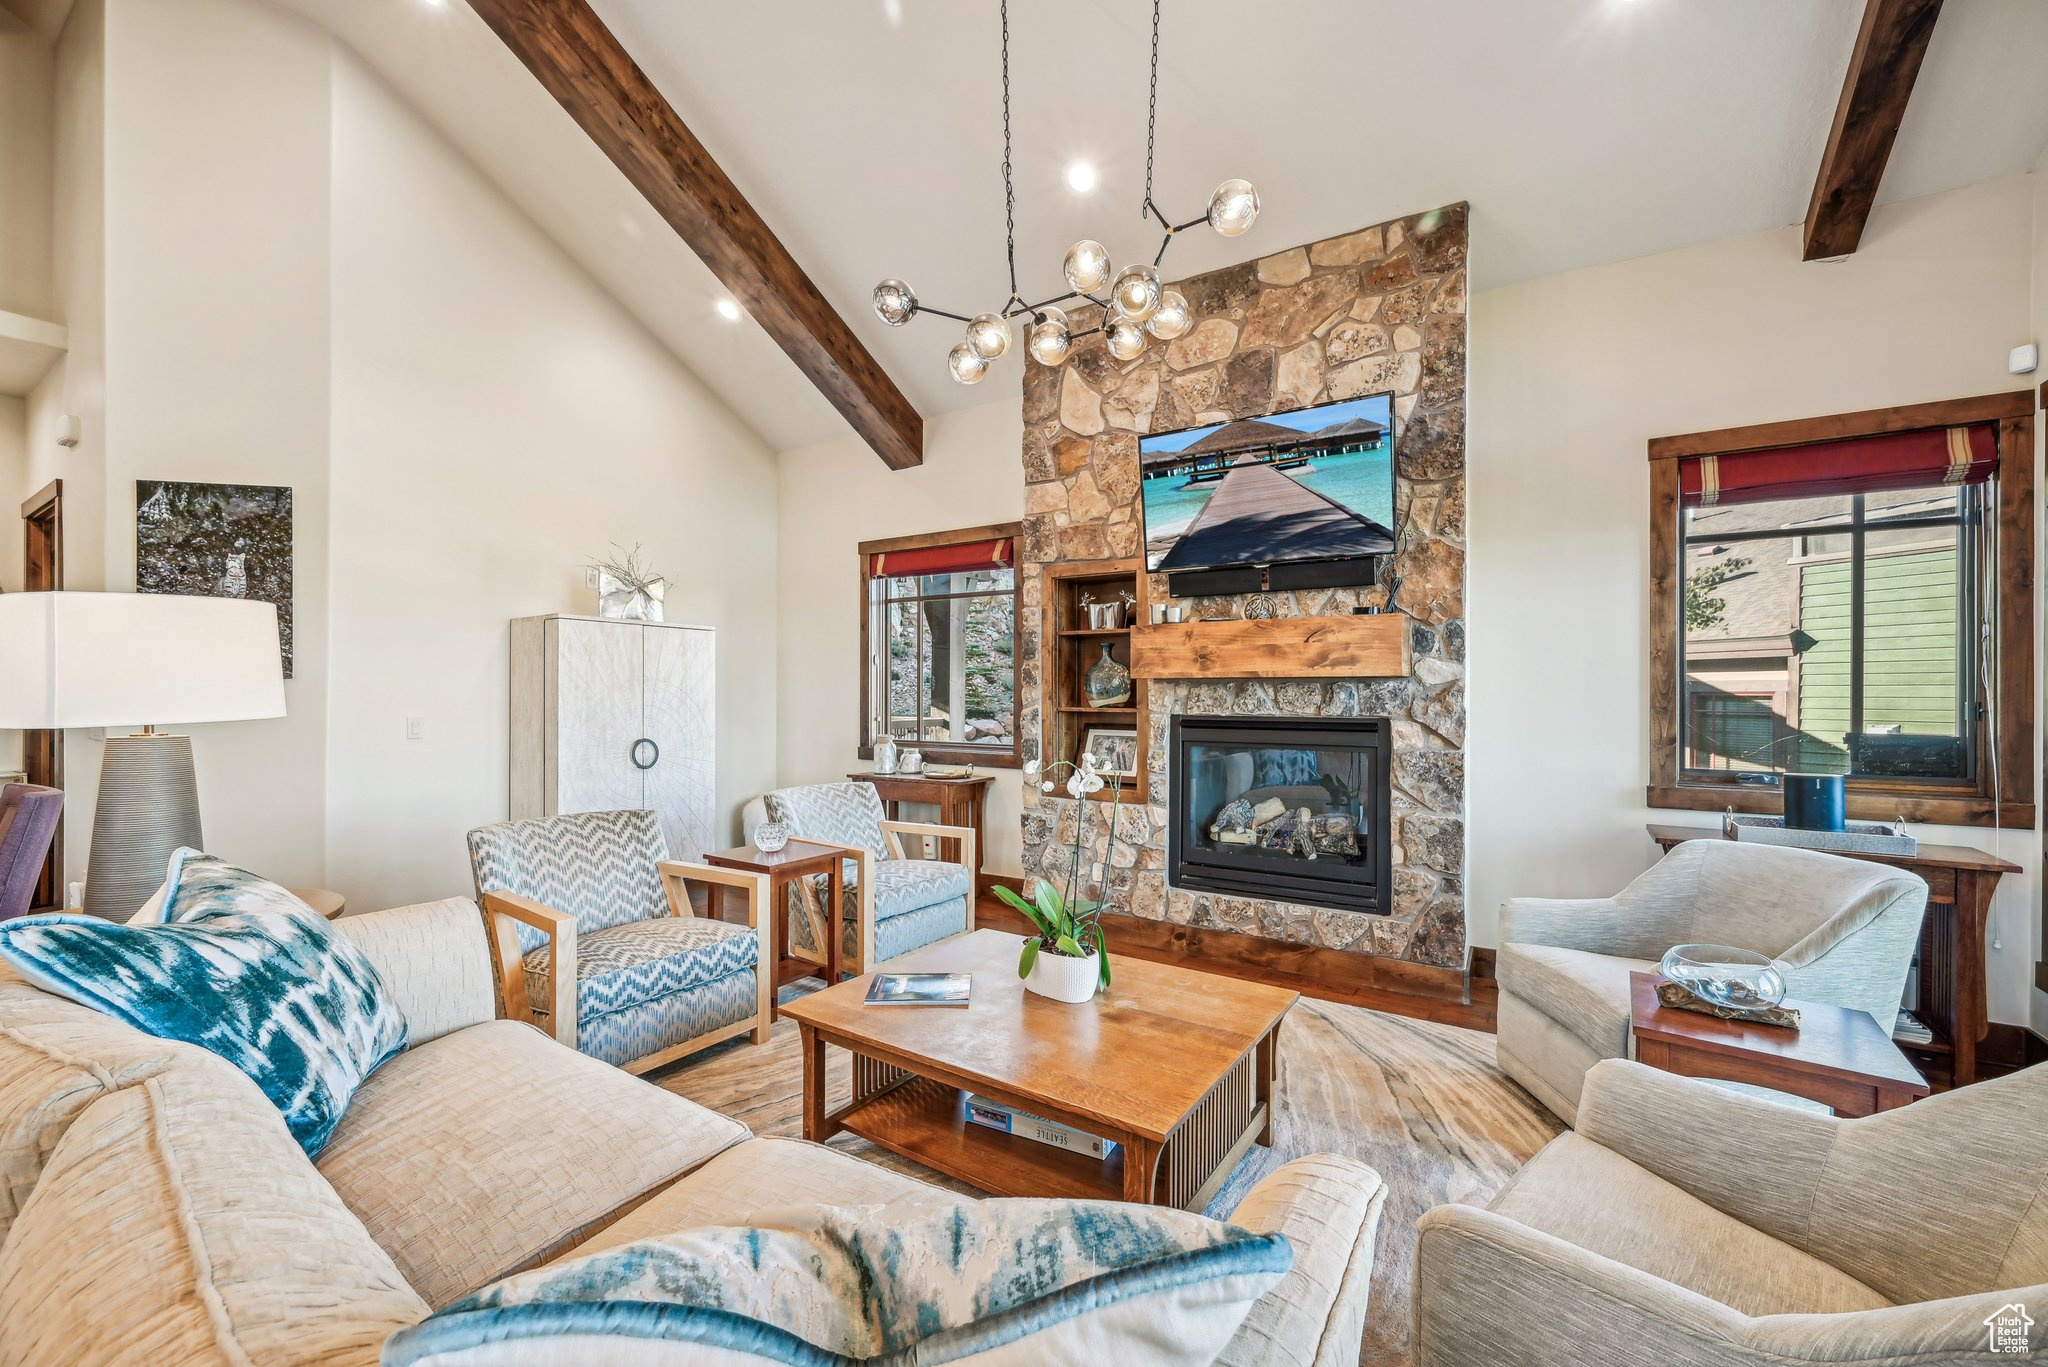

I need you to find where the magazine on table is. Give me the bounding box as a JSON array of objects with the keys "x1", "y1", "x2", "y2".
[{"x1": 864, "y1": 972, "x2": 972, "y2": 1007}]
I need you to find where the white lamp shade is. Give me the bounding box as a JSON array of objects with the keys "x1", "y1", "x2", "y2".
[{"x1": 0, "y1": 591, "x2": 286, "y2": 728}]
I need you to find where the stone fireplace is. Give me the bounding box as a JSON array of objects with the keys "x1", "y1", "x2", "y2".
[{"x1": 1018, "y1": 202, "x2": 1469, "y2": 980}]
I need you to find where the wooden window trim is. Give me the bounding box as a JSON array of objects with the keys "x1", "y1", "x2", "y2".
[
  {"x1": 857, "y1": 522, "x2": 1024, "y2": 769},
  {"x1": 1648, "y1": 392, "x2": 2035, "y2": 829}
]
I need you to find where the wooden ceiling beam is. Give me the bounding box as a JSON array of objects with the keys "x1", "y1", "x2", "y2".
[
  {"x1": 1803, "y1": 0, "x2": 1943, "y2": 262},
  {"x1": 467, "y1": 0, "x2": 923, "y2": 468}
]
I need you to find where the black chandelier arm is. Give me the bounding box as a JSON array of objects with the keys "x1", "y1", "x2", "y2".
[{"x1": 909, "y1": 304, "x2": 977, "y2": 325}]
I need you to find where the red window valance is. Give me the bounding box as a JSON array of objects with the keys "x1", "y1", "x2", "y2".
[
  {"x1": 1680, "y1": 424, "x2": 1997, "y2": 508},
  {"x1": 868, "y1": 536, "x2": 1014, "y2": 579}
]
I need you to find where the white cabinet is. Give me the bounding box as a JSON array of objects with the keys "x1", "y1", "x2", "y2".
[{"x1": 509, "y1": 615, "x2": 717, "y2": 861}]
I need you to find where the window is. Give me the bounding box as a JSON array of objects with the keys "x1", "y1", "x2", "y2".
[
  {"x1": 859, "y1": 525, "x2": 1021, "y2": 767},
  {"x1": 1649, "y1": 395, "x2": 2035, "y2": 829}
]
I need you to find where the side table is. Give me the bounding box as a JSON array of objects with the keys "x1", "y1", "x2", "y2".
[
  {"x1": 703, "y1": 840, "x2": 846, "y2": 1014},
  {"x1": 1647, "y1": 823, "x2": 2020, "y2": 1087},
  {"x1": 848, "y1": 770, "x2": 995, "y2": 887},
  {"x1": 1630, "y1": 972, "x2": 1928, "y2": 1116}
]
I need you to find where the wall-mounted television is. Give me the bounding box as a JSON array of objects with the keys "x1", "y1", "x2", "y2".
[{"x1": 1139, "y1": 393, "x2": 1397, "y2": 583}]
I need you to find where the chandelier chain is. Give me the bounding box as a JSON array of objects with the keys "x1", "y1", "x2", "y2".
[
  {"x1": 1000, "y1": 0, "x2": 1018, "y2": 300},
  {"x1": 1144, "y1": 0, "x2": 1160, "y2": 214}
]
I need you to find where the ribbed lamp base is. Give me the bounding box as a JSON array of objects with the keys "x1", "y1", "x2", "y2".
[{"x1": 84, "y1": 733, "x2": 202, "y2": 920}]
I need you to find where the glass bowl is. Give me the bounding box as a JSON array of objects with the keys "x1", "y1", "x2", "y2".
[{"x1": 1658, "y1": 943, "x2": 1786, "y2": 1011}]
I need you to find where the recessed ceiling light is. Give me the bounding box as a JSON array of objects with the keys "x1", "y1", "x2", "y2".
[
  {"x1": 1065, "y1": 161, "x2": 1098, "y2": 194},
  {"x1": 883, "y1": 0, "x2": 904, "y2": 27},
  {"x1": 716, "y1": 298, "x2": 742, "y2": 321}
]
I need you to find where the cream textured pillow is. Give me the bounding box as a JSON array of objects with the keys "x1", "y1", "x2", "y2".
[
  {"x1": 0, "y1": 1062, "x2": 427, "y2": 1367},
  {"x1": 383, "y1": 1196, "x2": 1291, "y2": 1366}
]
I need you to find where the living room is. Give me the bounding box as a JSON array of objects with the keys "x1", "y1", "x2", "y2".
[{"x1": 2, "y1": 0, "x2": 2047, "y2": 1363}]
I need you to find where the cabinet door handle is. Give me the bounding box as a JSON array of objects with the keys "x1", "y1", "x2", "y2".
[{"x1": 630, "y1": 737, "x2": 660, "y2": 770}]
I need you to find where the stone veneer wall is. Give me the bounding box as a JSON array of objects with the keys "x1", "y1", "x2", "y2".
[{"x1": 1017, "y1": 203, "x2": 1469, "y2": 970}]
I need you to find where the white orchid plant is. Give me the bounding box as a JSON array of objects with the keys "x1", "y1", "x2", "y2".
[{"x1": 997, "y1": 749, "x2": 1124, "y2": 990}]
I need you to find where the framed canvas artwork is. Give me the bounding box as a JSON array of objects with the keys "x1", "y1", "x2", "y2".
[{"x1": 136, "y1": 480, "x2": 294, "y2": 677}]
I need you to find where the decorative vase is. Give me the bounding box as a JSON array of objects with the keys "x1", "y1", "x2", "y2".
[
  {"x1": 899, "y1": 747, "x2": 924, "y2": 774},
  {"x1": 598, "y1": 571, "x2": 666, "y2": 623},
  {"x1": 753, "y1": 820, "x2": 789, "y2": 853},
  {"x1": 1024, "y1": 947, "x2": 1101, "y2": 1003},
  {"x1": 1084, "y1": 642, "x2": 1132, "y2": 708},
  {"x1": 873, "y1": 735, "x2": 899, "y2": 774}
]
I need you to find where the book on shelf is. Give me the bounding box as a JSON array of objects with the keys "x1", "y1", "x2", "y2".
[
  {"x1": 1894, "y1": 1010, "x2": 1933, "y2": 1045},
  {"x1": 863, "y1": 972, "x2": 971, "y2": 1008},
  {"x1": 964, "y1": 1094, "x2": 1117, "y2": 1159}
]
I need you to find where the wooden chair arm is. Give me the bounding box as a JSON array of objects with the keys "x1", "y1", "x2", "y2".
[
  {"x1": 798, "y1": 841, "x2": 875, "y2": 974},
  {"x1": 881, "y1": 819, "x2": 975, "y2": 862},
  {"x1": 656, "y1": 860, "x2": 769, "y2": 927},
  {"x1": 659, "y1": 861, "x2": 774, "y2": 1044},
  {"x1": 480, "y1": 890, "x2": 577, "y2": 1051}
]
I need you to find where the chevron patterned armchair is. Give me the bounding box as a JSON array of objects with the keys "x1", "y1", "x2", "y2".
[
  {"x1": 762, "y1": 781, "x2": 976, "y2": 976},
  {"x1": 466, "y1": 809, "x2": 772, "y2": 1073}
]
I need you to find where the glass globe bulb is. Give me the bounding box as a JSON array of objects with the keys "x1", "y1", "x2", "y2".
[
  {"x1": 965, "y1": 311, "x2": 1012, "y2": 361},
  {"x1": 1111, "y1": 263, "x2": 1162, "y2": 322},
  {"x1": 1105, "y1": 318, "x2": 1147, "y2": 361},
  {"x1": 871, "y1": 278, "x2": 917, "y2": 326},
  {"x1": 1146, "y1": 290, "x2": 1191, "y2": 340},
  {"x1": 1027, "y1": 308, "x2": 1072, "y2": 366},
  {"x1": 1207, "y1": 179, "x2": 1260, "y2": 238},
  {"x1": 1063, "y1": 239, "x2": 1112, "y2": 295},
  {"x1": 947, "y1": 340, "x2": 989, "y2": 385}
]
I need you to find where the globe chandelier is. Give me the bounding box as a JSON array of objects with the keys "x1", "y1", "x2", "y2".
[{"x1": 870, "y1": 0, "x2": 1261, "y2": 384}]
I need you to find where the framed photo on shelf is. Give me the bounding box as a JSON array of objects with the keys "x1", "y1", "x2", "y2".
[{"x1": 1080, "y1": 726, "x2": 1141, "y2": 780}]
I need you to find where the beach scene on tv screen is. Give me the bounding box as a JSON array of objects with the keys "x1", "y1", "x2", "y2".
[{"x1": 1139, "y1": 394, "x2": 1397, "y2": 573}]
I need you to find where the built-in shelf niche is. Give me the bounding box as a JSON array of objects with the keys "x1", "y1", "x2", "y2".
[{"x1": 1040, "y1": 557, "x2": 1148, "y2": 804}]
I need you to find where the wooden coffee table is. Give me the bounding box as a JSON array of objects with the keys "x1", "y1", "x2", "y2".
[
  {"x1": 783, "y1": 928, "x2": 1297, "y2": 1210},
  {"x1": 1629, "y1": 972, "x2": 1929, "y2": 1116}
]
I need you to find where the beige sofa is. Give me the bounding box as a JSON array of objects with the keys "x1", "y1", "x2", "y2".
[
  {"x1": 0, "y1": 896, "x2": 1386, "y2": 1366},
  {"x1": 1412, "y1": 1059, "x2": 2048, "y2": 1365}
]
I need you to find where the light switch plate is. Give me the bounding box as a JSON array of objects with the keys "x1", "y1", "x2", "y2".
[{"x1": 405, "y1": 717, "x2": 426, "y2": 740}]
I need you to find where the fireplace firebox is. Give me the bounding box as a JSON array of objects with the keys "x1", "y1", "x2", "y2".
[{"x1": 1168, "y1": 715, "x2": 1393, "y2": 915}]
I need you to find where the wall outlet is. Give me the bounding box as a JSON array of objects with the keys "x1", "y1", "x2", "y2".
[
  {"x1": 405, "y1": 717, "x2": 426, "y2": 741},
  {"x1": 584, "y1": 566, "x2": 600, "y2": 589}
]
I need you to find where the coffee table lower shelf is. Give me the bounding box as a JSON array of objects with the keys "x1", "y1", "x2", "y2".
[{"x1": 834, "y1": 1075, "x2": 1127, "y2": 1204}]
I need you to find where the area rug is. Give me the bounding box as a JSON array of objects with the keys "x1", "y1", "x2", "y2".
[{"x1": 654, "y1": 992, "x2": 1561, "y2": 1367}]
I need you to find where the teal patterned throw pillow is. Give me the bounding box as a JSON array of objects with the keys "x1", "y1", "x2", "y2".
[
  {"x1": 0, "y1": 849, "x2": 406, "y2": 1157},
  {"x1": 383, "y1": 1197, "x2": 1292, "y2": 1365}
]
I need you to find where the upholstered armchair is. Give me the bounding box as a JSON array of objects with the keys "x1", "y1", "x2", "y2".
[
  {"x1": 0, "y1": 783, "x2": 63, "y2": 922},
  {"x1": 1414, "y1": 1058, "x2": 2048, "y2": 1365},
  {"x1": 761, "y1": 781, "x2": 976, "y2": 975},
  {"x1": 466, "y1": 809, "x2": 771, "y2": 1073},
  {"x1": 1497, "y1": 839, "x2": 1927, "y2": 1124}
]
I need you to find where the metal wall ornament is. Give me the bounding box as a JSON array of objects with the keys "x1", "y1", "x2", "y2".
[{"x1": 871, "y1": 0, "x2": 1261, "y2": 385}]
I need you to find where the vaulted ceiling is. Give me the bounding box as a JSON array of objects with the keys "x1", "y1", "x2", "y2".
[{"x1": 292, "y1": 1, "x2": 2048, "y2": 452}]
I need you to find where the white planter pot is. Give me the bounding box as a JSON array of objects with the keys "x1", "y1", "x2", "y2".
[{"x1": 1024, "y1": 946, "x2": 1100, "y2": 1003}]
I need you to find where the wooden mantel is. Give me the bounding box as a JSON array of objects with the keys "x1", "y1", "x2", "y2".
[{"x1": 1128, "y1": 615, "x2": 1411, "y2": 681}]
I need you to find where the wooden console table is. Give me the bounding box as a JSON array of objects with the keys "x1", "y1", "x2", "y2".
[
  {"x1": 1648, "y1": 824, "x2": 2020, "y2": 1087},
  {"x1": 848, "y1": 770, "x2": 994, "y2": 885}
]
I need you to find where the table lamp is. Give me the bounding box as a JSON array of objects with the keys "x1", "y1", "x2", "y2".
[{"x1": 0, "y1": 592, "x2": 285, "y2": 918}]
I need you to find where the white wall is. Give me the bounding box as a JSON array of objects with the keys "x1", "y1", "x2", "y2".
[
  {"x1": 19, "y1": 0, "x2": 780, "y2": 912},
  {"x1": 325, "y1": 55, "x2": 778, "y2": 911},
  {"x1": 1469, "y1": 172, "x2": 2042, "y2": 1027},
  {"x1": 92, "y1": 0, "x2": 331, "y2": 887},
  {"x1": 776, "y1": 400, "x2": 1025, "y2": 877},
  {"x1": 0, "y1": 7, "x2": 53, "y2": 320}
]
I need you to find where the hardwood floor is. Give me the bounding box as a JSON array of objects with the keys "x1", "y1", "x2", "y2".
[{"x1": 651, "y1": 969, "x2": 1559, "y2": 1367}]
